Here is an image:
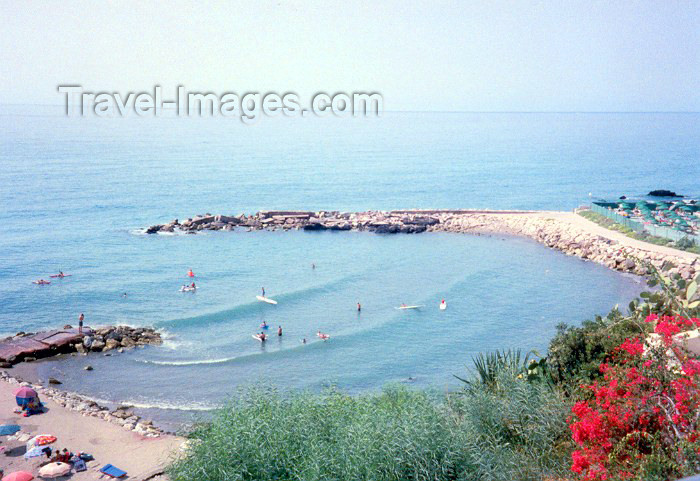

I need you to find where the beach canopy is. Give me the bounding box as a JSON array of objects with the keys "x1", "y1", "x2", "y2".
[
  {"x1": 1, "y1": 472, "x2": 34, "y2": 481},
  {"x1": 38, "y1": 463, "x2": 71, "y2": 478},
  {"x1": 13, "y1": 387, "x2": 37, "y2": 399},
  {"x1": 0, "y1": 424, "x2": 20, "y2": 436}
]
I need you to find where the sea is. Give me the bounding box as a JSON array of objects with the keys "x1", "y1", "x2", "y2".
[{"x1": 1, "y1": 106, "x2": 698, "y2": 428}]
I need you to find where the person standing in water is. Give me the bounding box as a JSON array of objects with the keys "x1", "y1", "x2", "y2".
[
  {"x1": 277, "y1": 325, "x2": 282, "y2": 336},
  {"x1": 261, "y1": 287, "x2": 265, "y2": 297},
  {"x1": 357, "y1": 302, "x2": 361, "y2": 312},
  {"x1": 78, "y1": 313, "x2": 84, "y2": 334}
]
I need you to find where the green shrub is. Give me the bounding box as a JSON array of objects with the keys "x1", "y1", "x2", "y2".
[{"x1": 168, "y1": 380, "x2": 571, "y2": 481}]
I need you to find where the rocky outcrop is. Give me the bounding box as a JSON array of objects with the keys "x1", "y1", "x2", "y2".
[
  {"x1": 648, "y1": 190, "x2": 682, "y2": 198},
  {"x1": 0, "y1": 325, "x2": 162, "y2": 365}
]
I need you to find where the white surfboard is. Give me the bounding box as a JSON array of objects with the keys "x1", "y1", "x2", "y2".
[
  {"x1": 256, "y1": 295, "x2": 278, "y2": 305},
  {"x1": 395, "y1": 305, "x2": 424, "y2": 310},
  {"x1": 439, "y1": 302, "x2": 447, "y2": 310}
]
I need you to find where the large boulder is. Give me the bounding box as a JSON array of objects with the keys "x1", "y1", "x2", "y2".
[
  {"x1": 648, "y1": 190, "x2": 682, "y2": 197},
  {"x1": 303, "y1": 223, "x2": 328, "y2": 231}
]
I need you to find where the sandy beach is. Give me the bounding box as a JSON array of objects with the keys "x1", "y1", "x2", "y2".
[{"x1": 0, "y1": 376, "x2": 183, "y2": 480}]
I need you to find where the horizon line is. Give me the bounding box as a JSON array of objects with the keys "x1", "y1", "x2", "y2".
[{"x1": 0, "y1": 102, "x2": 698, "y2": 115}]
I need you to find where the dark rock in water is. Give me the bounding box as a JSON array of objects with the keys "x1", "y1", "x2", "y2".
[
  {"x1": 372, "y1": 224, "x2": 401, "y2": 234},
  {"x1": 48, "y1": 377, "x2": 62, "y2": 385},
  {"x1": 84, "y1": 365, "x2": 93, "y2": 371},
  {"x1": 63, "y1": 324, "x2": 73, "y2": 329},
  {"x1": 0, "y1": 362, "x2": 12, "y2": 368},
  {"x1": 303, "y1": 223, "x2": 327, "y2": 231},
  {"x1": 648, "y1": 190, "x2": 682, "y2": 197},
  {"x1": 619, "y1": 195, "x2": 627, "y2": 200},
  {"x1": 328, "y1": 223, "x2": 352, "y2": 231},
  {"x1": 145, "y1": 225, "x2": 162, "y2": 234}
]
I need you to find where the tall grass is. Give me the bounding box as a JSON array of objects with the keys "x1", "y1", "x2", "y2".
[{"x1": 168, "y1": 378, "x2": 571, "y2": 481}]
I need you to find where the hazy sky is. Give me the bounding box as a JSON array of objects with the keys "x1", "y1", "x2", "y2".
[{"x1": 1, "y1": 0, "x2": 698, "y2": 111}]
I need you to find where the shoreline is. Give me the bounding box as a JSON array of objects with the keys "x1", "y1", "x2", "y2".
[
  {"x1": 146, "y1": 209, "x2": 699, "y2": 280},
  {"x1": 0, "y1": 371, "x2": 183, "y2": 480}
]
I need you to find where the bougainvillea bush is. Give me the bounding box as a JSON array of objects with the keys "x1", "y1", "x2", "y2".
[{"x1": 568, "y1": 314, "x2": 700, "y2": 481}]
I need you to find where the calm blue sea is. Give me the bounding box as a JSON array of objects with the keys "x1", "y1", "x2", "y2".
[{"x1": 1, "y1": 106, "x2": 697, "y2": 427}]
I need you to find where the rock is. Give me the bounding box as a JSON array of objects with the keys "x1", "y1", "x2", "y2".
[
  {"x1": 146, "y1": 225, "x2": 163, "y2": 234},
  {"x1": 104, "y1": 339, "x2": 120, "y2": 351},
  {"x1": 90, "y1": 340, "x2": 105, "y2": 351},
  {"x1": 303, "y1": 223, "x2": 327, "y2": 231},
  {"x1": 648, "y1": 190, "x2": 682, "y2": 197},
  {"x1": 0, "y1": 362, "x2": 12, "y2": 368},
  {"x1": 622, "y1": 259, "x2": 636, "y2": 271},
  {"x1": 63, "y1": 324, "x2": 73, "y2": 329},
  {"x1": 24, "y1": 357, "x2": 36, "y2": 362},
  {"x1": 48, "y1": 377, "x2": 62, "y2": 385}
]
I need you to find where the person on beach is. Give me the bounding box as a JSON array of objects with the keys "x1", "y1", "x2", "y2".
[
  {"x1": 277, "y1": 325, "x2": 282, "y2": 336},
  {"x1": 357, "y1": 302, "x2": 361, "y2": 312},
  {"x1": 78, "y1": 313, "x2": 84, "y2": 334}
]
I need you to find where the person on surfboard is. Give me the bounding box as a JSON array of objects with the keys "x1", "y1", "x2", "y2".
[{"x1": 261, "y1": 287, "x2": 265, "y2": 297}]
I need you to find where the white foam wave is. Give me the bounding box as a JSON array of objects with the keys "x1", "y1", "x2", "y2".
[
  {"x1": 136, "y1": 356, "x2": 239, "y2": 366},
  {"x1": 91, "y1": 397, "x2": 215, "y2": 412}
]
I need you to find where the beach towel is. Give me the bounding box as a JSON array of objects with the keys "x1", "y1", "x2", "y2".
[
  {"x1": 0, "y1": 424, "x2": 20, "y2": 436},
  {"x1": 100, "y1": 464, "x2": 127, "y2": 478},
  {"x1": 73, "y1": 458, "x2": 87, "y2": 472}
]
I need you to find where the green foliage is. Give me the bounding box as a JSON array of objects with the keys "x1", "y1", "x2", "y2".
[
  {"x1": 455, "y1": 348, "x2": 533, "y2": 389},
  {"x1": 546, "y1": 260, "x2": 700, "y2": 389},
  {"x1": 168, "y1": 382, "x2": 571, "y2": 481},
  {"x1": 546, "y1": 310, "x2": 645, "y2": 387}
]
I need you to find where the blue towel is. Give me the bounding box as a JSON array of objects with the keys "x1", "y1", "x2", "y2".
[
  {"x1": 100, "y1": 464, "x2": 127, "y2": 478},
  {"x1": 0, "y1": 424, "x2": 20, "y2": 436}
]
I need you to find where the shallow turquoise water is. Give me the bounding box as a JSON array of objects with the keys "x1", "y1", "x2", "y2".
[{"x1": 1, "y1": 107, "x2": 695, "y2": 426}]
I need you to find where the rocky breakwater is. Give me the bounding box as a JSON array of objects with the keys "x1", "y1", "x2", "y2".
[
  {"x1": 144, "y1": 209, "x2": 699, "y2": 278},
  {"x1": 77, "y1": 325, "x2": 162, "y2": 354},
  {"x1": 438, "y1": 212, "x2": 699, "y2": 279},
  {"x1": 0, "y1": 371, "x2": 166, "y2": 437},
  {"x1": 145, "y1": 210, "x2": 440, "y2": 234},
  {"x1": 0, "y1": 325, "x2": 162, "y2": 366}
]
